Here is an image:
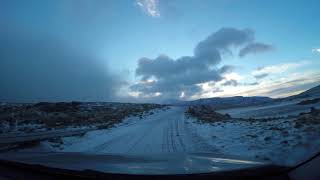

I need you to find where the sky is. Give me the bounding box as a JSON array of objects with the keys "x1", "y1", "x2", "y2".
[{"x1": 0, "y1": 0, "x2": 320, "y2": 102}]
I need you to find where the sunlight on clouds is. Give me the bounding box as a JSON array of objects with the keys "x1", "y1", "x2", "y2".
[
  {"x1": 312, "y1": 48, "x2": 320, "y2": 53},
  {"x1": 129, "y1": 91, "x2": 161, "y2": 98},
  {"x1": 223, "y1": 72, "x2": 244, "y2": 81},
  {"x1": 154, "y1": 92, "x2": 162, "y2": 96},
  {"x1": 252, "y1": 61, "x2": 309, "y2": 78},
  {"x1": 233, "y1": 71, "x2": 320, "y2": 98},
  {"x1": 140, "y1": 79, "x2": 157, "y2": 84},
  {"x1": 128, "y1": 60, "x2": 318, "y2": 100},
  {"x1": 180, "y1": 91, "x2": 185, "y2": 98},
  {"x1": 194, "y1": 69, "x2": 320, "y2": 99},
  {"x1": 128, "y1": 91, "x2": 141, "y2": 97},
  {"x1": 136, "y1": 0, "x2": 160, "y2": 17}
]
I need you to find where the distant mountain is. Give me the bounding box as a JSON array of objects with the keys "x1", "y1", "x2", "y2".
[
  {"x1": 167, "y1": 96, "x2": 274, "y2": 109},
  {"x1": 165, "y1": 84, "x2": 320, "y2": 109}
]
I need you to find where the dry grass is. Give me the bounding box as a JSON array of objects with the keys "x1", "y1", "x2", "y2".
[
  {"x1": 294, "y1": 107, "x2": 320, "y2": 128},
  {"x1": 186, "y1": 105, "x2": 231, "y2": 123},
  {"x1": 0, "y1": 102, "x2": 167, "y2": 132}
]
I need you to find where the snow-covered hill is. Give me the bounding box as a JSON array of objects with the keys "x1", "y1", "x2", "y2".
[
  {"x1": 283, "y1": 85, "x2": 320, "y2": 100},
  {"x1": 167, "y1": 96, "x2": 274, "y2": 109},
  {"x1": 167, "y1": 84, "x2": 320, "y2": 110}
]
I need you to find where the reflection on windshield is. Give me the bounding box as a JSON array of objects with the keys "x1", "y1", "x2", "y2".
[{"x1": 0, "y1": 0, "x2": 320, "y2": 175}]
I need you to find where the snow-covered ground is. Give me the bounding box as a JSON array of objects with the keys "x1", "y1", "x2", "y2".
[
  {"x1": 190, "y1": 100, "x2": 320, "y2": 166},
  {"x1": 12, "y1": 103, "x2": 320, "y2": 167},
  {"x1": 27, "y1": 107, "x2": 217, "y2": 154},
  {"x1": 188, "y1": 116, "x2": 320, "y2": 166}
]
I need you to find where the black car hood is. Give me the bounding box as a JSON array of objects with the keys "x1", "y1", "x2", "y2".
[{"x1": 0, "y1": 152, "x2": 274, "y2": 175}]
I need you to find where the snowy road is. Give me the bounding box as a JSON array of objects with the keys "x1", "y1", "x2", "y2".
[{"x1": 61, "y1": 107, "x2": 217, "y2": 155}]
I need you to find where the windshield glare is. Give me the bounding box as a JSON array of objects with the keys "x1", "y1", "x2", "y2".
[{"x1": 0, "y1": 0, "x2": 320, "y2": 175}]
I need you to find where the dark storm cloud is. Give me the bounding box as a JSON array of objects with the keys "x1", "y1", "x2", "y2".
[
  {"x1": 0, "y1": 30, "x2": 124, "y2": 102},
  {"x1": 239, "y1": 42, "x2": 274, "y2": 57},
  {"x1": 132, "y1": 27, "x2": 260, "y2": 99},
  {"x1": 0, "y1": 0, "x2": 126, "y2": 102}
]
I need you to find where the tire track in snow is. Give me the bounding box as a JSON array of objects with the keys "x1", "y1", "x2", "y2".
[
  {"x1": 161, "y1": 125, "x2": 166, "y2": 152},
  {"x1": 125, "y1": 115, "x2": 166, "y2": 154},
  {"x1": 175, "y1": 114, "x2": 186, "y2": 151},
  {"x1": 169, "y1": 119, "x2": 177, "y2": 152},
  {"x1": 165, "y1": 119, "x2": 173, "y2": 152},
  {"x1": 81, "y1": 107, "x2": 219, "y2": 155},
  {"x1": 162, "y1": 121, "x2": 170, "y2": 153}
]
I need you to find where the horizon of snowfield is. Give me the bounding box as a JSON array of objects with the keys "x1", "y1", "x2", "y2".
[{"x1": 1, "y1": 85, "x2": 320, "y2": 167}]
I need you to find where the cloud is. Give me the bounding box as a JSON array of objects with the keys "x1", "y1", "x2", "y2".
[
  {"x1": 197, "y1": 70, "x2": 320, "y2": 99},
  {"x1": 312, "y1": 48, "x2": 320, "y2": 53},
  {"x1": 131, "y1": 27, "x2": 267, "y2": 100},
  {"x1": 136, "y1": 0, "x2": 160, "y2": 17},
  {"x1": 237, "y1": 72, "x2": 320, "y2": 98},
  {"x1": 254, "y1": 73, "x2": 269, "y2": 79},
  {"x1": 248, "y1": 82, "x2": 259, "y2": 86},
  {"x1": 221, "y1": 80, "x2": 238, "y2": 86},
  {"x1": 0, "y1": 29, "x2": 124, "y2": 102},
  {"x1": 252, "y1": 62, "x2": 308, "y2": 79},
  {"x1": 223, "y1": 72, "x2": 244, "y2": 81},
  {"x1": 239, "y1": 42, "x2": 274, "y2": 57}
]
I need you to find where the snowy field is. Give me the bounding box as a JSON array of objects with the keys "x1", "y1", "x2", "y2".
[
  {"x1": 19, "y1": 107, "x2": 216, "y2": 154},
  {"x1": 8, "y1": 100, "x2": 320, "y2": 167},
  {"x1": 188, "y1": 114, "x2": 320, "y2": 166},
  {"x1": 188, "y1": 98, "x2": 320, "y2": 166}
]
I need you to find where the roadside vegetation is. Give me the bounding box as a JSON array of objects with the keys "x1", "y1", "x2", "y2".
[
  {"x1": 297, "y1": 98, "x2": 320, "y2": 105},
  {"x1": 186, "y1": 105, "x2": 231, "y2": 123},
  {"x1": 294, "y1": 107, "x2": 320, "y2": 128},
  {"x1": 185, "y1": 105, "x2": 286, "y2": 123},
  {"x1": 0, "y1": 102, "x2": 167, "y2": 133}
]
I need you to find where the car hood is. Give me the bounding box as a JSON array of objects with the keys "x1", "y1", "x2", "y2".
[{"x1": 0, "y1": 152, "x2": 273, "y2": 175}]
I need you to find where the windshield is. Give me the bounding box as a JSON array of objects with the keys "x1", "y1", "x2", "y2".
[{"x1": 0, "y1": 0, "x2": 320, "y2": 175}]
